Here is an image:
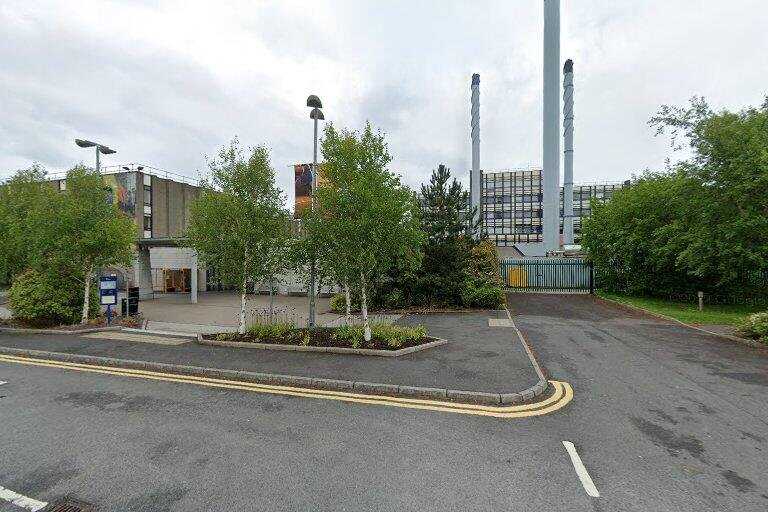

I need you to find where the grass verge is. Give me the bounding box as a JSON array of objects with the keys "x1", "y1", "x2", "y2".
[{"x1": 597, "y1": 291, "x2": 764, "y2": 326}]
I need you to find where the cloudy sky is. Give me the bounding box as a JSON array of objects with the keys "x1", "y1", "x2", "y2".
[{"x1": 1, "y1": 0, "x2": 766, "y2": 206}]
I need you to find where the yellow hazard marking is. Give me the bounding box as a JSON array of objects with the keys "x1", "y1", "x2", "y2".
[{"x1": 0, "y1": 354, "x2": 572, "y2": 418}]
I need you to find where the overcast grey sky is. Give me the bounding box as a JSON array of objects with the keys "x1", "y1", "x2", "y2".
[{"x1": 1, "y1": 0, "x2": 766, "y2": 206}]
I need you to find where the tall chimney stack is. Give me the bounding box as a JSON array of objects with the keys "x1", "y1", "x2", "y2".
[
  {"x1": 562, "y1": 58, "x2": 574, "y2": 245},
  {"x1": 542, "y1": 0, "x2": 561, "y2": 253},
  {"x1": 470, "y1": 73, "x2": 481, "y2": 234}
]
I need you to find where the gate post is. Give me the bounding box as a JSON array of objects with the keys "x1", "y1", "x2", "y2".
[{"x1": 589, "y1": 261, "x2": 595, "y2": 294}]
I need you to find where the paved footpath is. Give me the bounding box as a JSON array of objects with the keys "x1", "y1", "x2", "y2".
[{"x1": 0, "y1": 295, "x2": 766, "y2": 511}]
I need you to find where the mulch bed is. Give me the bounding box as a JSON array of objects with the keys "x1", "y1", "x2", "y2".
[{"x1": 202, "y1": 327, "x2": 435, "y2": 351}]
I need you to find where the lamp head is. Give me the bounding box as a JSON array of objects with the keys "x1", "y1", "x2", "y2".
[
  {"x1": 306, "y1": 95, "x2": 322, "y2": 109},
  {"x1": 75, "y1": 138, "x2": 96, "y2": 148},
  {"x1": 310, "y1": 108, "x2": 325, "y2": 120}
]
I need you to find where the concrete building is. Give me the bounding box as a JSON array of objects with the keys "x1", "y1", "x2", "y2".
[
  {"x1": 51, "y1": 164, "x2": 205, "y2": 301},
  {"x1": 480, "y1": 168, "x2": 624, "y2": 256}
]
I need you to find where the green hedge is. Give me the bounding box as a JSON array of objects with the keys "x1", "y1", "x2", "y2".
[{"x1": 8, "y1": 269, "x2": 98, "y2": 327}]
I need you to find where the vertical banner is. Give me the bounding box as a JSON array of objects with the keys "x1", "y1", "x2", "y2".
[
  {"x1": 294, "y1": 163, "x2": 313, "y2": 216},
  {"x1": 294, "y1": 163, "x2": 326, "y2": 217}
]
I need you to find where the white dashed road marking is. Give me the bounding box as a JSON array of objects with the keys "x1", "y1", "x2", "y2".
[
  {"x1": 0, "y1": 485, "x2": 47, "y2": 511},
  {"x1": 0, "y1": 381, "x2": 7, "y2": 385},
  {"x1": 562, "y1": 441, "x2": 601, "y2": 498}
]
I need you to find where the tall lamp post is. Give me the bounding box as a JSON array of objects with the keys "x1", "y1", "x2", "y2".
[
  {"x1": 306, "y1": 95, "x2": 324, "y2": 327},
  {"x1": 75, "y1": 139, "x2": 116, "y2": 171}
]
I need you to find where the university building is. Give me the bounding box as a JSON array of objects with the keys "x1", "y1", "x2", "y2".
[
  {"x1": 480, "y1": 168, "x2": 625, "y2": 255},
  {"x1": 51, "y1": 164, "x2": 206, "y2": 301}
]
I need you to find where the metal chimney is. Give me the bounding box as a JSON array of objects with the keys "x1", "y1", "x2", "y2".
[
  {"x1": 542, "y1": 0, "x2": 561, "y2": 252},
  {"x1": 470, "y1": 73, "x2": 481, "y2": 234},
  {"x1": 563, "y1": 58, "x2": 574, "y2": 245}
]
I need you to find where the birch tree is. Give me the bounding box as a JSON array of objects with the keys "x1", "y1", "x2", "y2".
[
  {"x1": 53, "y1": 166, "x2": 136, "y2": 323},
  {"x1": 305, "y1": 123, "x2": 421, "y2": 340},
  {"x1": 187, "y1": 139, "x2": 289, "y2": 334}
]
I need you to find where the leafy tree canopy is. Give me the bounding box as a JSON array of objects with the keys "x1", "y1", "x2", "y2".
[
  {"x1": 187, "y1": 139, "x2": 290, "y2": 333},
  {"x1": 583, "y1": 96, "x2": 768, "y2": 297}
]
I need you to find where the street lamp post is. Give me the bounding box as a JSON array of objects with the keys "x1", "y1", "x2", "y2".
[
  {"x1": 306, "y1": 95, "x2": 324, "y2": 328},
  {"x1": 75, "y1": 139, "x2": 116, "y2": 172}
]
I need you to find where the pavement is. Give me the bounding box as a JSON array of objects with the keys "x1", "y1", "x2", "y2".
[
  {"x1": 0, "y1": 311, "x2": 540, "y2": 395},
  {"x1": 139, "y1": 292, "x2": 344, "y2": 331},
  {"x1": 0, "y1": 293, "x2": 767, "y2": 511}
]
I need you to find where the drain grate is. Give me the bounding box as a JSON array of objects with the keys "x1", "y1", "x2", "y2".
[{"x1": 43, "y1": 498, "x2": 95, "y2": 512}]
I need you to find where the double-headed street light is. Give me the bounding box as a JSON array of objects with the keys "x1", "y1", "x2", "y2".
[
  {"x1": 75, "y1": 138, "x2": 116, "y2": 172},
  {"x1": 307, "y1": 95, "x2": 324, "y2": 328}
]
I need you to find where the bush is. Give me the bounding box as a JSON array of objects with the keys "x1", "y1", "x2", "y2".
[
  {"x1": 460, "y1": 239, "x2": 505, "y2": 308},
  {"x1": 329, "y1": 293, "x2": 346, "y2": 314},
  {"x1": 461, "y1": 283, "x2": 505, "y2": 309},
  {"x1": 332, "y1": 324, "x2": 365, "y2": 348},
  {"x1": 370, "y1": 323, "x2": 427, "y2": 348},
  {"x1": 332, "y1": 322, "x2": 427, "y2": 348},
  {"x1": 328, "y1": 292, "x2": 360, "y2": 314},
  {"x1": 736, "y1": 312, "x2": 768, "y2": 343},
  {"x1": 8, "y1": 269, "x2": 97, "y2": 327},
  {"x1": 247, "y1": 321, "x2": 293, "y2": 339}
]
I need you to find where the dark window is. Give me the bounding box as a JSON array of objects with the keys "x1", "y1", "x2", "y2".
[
  {"x1": 143, "y1": 215, "x2": 152, "y2": 231},
  {"x1": 144, "y1": 185, "x2": 152, "y2": 206}
]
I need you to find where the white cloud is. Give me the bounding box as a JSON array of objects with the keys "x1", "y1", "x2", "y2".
[{"x1": 1, "y1": 0, "x2": 766, "y2": 208}]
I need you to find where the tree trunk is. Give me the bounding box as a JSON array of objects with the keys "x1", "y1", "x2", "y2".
[
  {"x1": 344, "y1": 281, "x2": 352, "y2": 325},
  {"x1": 81, "y1": 265, "x2": 92, "y2": 325},
  {"x1": 269, "y1": 276, "x2": 275, "y2": 323},
  {"x1": 238, "y1": 252, "x2": 248, "y2": 334},
  {"x1": 359, "y1": 271, "x2": 371, "y2": 341}
]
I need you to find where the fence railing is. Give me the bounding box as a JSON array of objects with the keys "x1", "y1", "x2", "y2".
[{"x1": 500, "y1": 258, "x2": 594, "y2": 293}]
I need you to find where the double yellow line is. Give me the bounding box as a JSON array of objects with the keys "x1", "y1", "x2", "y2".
[{"x1": 0, "y1": 354, "x2": 572, "y2": 418}]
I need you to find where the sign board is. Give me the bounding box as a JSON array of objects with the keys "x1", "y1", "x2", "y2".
[{"x1": 99, "y1": 276, "x2": 118, "y2": 306}]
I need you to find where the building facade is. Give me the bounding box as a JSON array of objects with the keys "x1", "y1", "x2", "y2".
[
  {"x1": 480, "y1": 168, "x2": 624, "y2": 254},
  {"x1": 51, "y1": 164, "x2": 206, "y2": 300}
]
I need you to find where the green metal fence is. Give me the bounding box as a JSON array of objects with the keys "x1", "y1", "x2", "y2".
[{"x1": 500, "y1": 258, "x2": 594, "y2": 293}]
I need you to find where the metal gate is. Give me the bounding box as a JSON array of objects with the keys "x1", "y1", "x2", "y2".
[{"x1": 500, "y1": 258, "x2": 594, "y2": 293}]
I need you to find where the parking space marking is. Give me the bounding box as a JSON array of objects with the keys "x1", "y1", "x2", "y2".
[
  {"x1": 562, "y1": 441, "x2": 600, "y2": 497},
  {"x1": 0, "y1": 354, "x2": 572, "y2": 419},
  {"x1": 0, "y1": 485, "x2": 47, "y2": 511}
]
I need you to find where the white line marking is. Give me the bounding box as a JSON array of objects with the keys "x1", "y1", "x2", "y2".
[
  {"x1": 0, "y1": 485, "x2": 48, "y2": 511},
  {"x1": 0, "y1": 381, "x2": 7, "y2": 385},
  {"x1": 562, "y1": 441, "x2": 600, "y2": 498}
]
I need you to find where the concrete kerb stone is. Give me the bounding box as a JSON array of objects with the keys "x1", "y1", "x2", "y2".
[
  {"x1": 0, "y1": 326, "x2": 124, "y2": 336},
  {"x1": 0, "y1": 344, "x2": 549, "y2": 406},
  {"x1": 195, "y1": 333, "x2": 449, "y2": 357},
  {"x1": 503, "y1": 306, "x2": 550, "y2": 400},
  {"x1": 0, "y1": 308, "x2": 555, "y2": 406},
  {"x1": 0, "y1": 325, "x2": 196, "y2": 340}
]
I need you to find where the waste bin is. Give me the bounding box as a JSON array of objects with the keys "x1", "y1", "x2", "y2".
[{"x1": 121, "y1": 287, "x2": 140, "y2": 316}]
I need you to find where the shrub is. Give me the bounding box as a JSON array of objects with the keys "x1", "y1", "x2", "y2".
[
  {"x1": 736, "y1": 312, "x2": 768, "y2": 343},
  {"x1": 328, "y1": 292, "x2": 360, "y2": 314},
  {"x1": 460, "y1": 239, "x2": 505, "y2": 308},
  {"x1": 247, "y1": 321, "x2": 293, "y2": 339},
  {"x1": 461, "y1": 282, "x2": 505, "y2": 309},
  {"x1": 329, "y1": 293, "x2": 346, "y2": 314},
  {"x1": 332, "y1": 323, "x2": 365, "y2": 348},
  {"x1": 331, "y1": 322, "x2": 427, "y2": 348},
  {"x1": 8, "y1": 269, "x2": 97, "y2": 327},
  {"x1": 382, "y1": 289, "x2": 406, "y2": 309},
  {"x1": 370, "y1": 323, "x2": 427, "y2": 348}
]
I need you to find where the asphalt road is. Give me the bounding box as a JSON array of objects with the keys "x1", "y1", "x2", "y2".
[{"x1": 1, "y1": 294, "x2": 767, "y2": 511}]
